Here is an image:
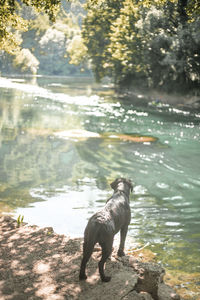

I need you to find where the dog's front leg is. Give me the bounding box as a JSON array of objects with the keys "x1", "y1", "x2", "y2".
[{"x1": 117, "y1": 225, "x2": 128, "y2": 257}]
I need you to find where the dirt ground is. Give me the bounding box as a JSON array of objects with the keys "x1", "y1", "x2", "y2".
[
  {"x1": 0, "y1": 215, "x2": 85, "y2": 300},
  {"x1": 0, "y1": 215, "x2": 182, "y2": 300}
]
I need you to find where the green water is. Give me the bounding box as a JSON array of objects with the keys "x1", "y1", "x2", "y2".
[{"x1": 0, "y1": 76, "x2": 200, "y2": 275}]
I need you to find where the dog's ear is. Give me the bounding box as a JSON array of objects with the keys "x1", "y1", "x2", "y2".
[
  {"x1": 129, "y1": 181, "x2": 133, "y2": 192},
  {"x1": 126, "y1": 179, "x2": 133, "y2": 192},
  {"x1": 110, "y1": 178, "x2": 119, "y2": 190}
]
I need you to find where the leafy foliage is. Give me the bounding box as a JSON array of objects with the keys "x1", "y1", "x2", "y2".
[
  {"x1": 82, "y1": 0, "x2": 200, "y2": 92},
  {"x1": 13, "y1": 48, "x2": 39, "y2": 74},
  {"x1": 82, "y1": 0, "x2": 122, "y2": 81},
  {"x1": 0, "y1": 1, "x2": 27, "y2": 54},
  {"x1": 0, "y1": 0, "x2": 90, "y2": 75},
  {"x1": 67, "y1": 35, "x2": 87, "y2": 65},
  {"x1": 0, "y1": 0, "x2": 60, "y2": 54}
]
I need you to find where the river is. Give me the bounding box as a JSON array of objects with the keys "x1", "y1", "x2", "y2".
[{"x1": 0, "y1": 76, "x2": 200, "y2": 292}]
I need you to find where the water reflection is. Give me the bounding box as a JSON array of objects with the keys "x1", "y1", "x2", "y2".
[{"x1": 0, "y1": 76, "x2": 200, "y2": 275}]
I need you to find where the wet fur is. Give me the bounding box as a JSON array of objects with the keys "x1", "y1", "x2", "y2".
[{"x1": 79, "y1": 178, "x2": 133, "y2": 282}]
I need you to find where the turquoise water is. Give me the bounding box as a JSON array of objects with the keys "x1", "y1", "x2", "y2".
[{"x1": 0, "y1": 76, "x2": 199, "y2": 274}]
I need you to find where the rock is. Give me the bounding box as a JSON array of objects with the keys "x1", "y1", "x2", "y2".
[
  {"x1": 78, "y1": 269, "x2": 138, "y2": 300},
  {"x1": 121, "y1": 257, "x2": 165, "y2": 300},
  {"x1": 158, "y1": 283, "x2": 180, "y2": 300},
  {"x1": 123, "y1": 290, "x2": 154, "y2": 300},
  {"x1": 135, "y1": 262, "x2": 165, "y2": 299}
]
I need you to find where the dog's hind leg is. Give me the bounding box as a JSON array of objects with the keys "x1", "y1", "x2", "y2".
[
  {"x1": 98, "y1": 237, "x2": 113, "y2": 282},
  {"x1": 79, "y1": 240, "x2": 95, "y2": 280}
]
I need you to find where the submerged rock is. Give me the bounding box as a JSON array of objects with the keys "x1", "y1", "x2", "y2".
[{"x1": 54, "y1": 129, "x2": 158, "y2": 143}]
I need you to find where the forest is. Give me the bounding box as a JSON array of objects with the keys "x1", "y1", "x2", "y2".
[{"x1": 0, "y1": 0, "x2": 200, "y2": 93}]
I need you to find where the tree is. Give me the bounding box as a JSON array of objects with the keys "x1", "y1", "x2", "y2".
[
  {"x1": 0, "y1": 0, "x2": 60, "y2": 54},
  {"x1": 81, "y1": 0, "x2": 200, "y2": 92},
  {"x1": 0, "y1": 0, "x2": 90, "y2": 76},
  {"x1": 81, "y1": 0, "x2": 122, "y2": 81}
]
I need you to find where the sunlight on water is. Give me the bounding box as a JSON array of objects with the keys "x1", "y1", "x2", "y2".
[
  {"x1": 18, "y1": 183, "x2": 108, "y2": 237},
  {"x1": 0, "y1": 77, "x2": 100, "y2": 106},
  {"x1": 0, "y1": 76, "x2": 200, "y2": 280}
]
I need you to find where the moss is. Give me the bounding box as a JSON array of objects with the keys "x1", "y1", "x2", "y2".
[{"x1": 165, "y1": 270, "x2": 200, "y2": 300}]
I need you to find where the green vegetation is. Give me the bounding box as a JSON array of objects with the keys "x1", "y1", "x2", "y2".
[
  {"x1": 0, "y1": 0, "x2": 89, "y2": 76},
  {"x1": 0, "y1": 0, "x2": 199, "y2": 93},
  {"x1": 82, "y1": 0, "x2": 200, "y2": 93},
  {"x1": 17, "y1": 214, "x2": 24, "y2": 227},
  {"x1": 0, "y1": 0, "x2": 60, "y2": 54}
]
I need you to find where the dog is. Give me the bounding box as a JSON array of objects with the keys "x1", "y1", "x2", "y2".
[{"x1": 79, "y1": 178, "x2": 133, "y2": 282}]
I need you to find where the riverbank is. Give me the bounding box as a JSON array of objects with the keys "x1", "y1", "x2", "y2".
[
  {"x1": 0, "y1": 215, "x2": 182, "y2": 300},
  {"x1": 117, "y1": 87, "x2": 200, "y2": 109},
  {"x1": 1, "y1": 76, "x2": 199, "y2": 109}
]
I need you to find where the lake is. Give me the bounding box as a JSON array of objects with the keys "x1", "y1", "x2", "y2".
[{"x1": 0, "y1": 76, "x2": 200, "y2": 281}]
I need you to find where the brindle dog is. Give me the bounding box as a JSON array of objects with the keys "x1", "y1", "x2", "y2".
[{"x1": 79, "y1": 178, "x2": 133, "y2": 282}]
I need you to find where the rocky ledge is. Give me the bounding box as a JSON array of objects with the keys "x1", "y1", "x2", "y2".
[{"x1": 0, "y1": 216, "x2": 181, "y2": 300}]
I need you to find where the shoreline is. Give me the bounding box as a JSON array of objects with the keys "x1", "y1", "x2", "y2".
[
  {"x1": 0, "y1": 215, "x2": 189, "y2": 300},
  {"x1": 1, "y1": 75, "x2": 199, "y2": 109},
  {"x1": 117, "y1": 87, "x2": 200, "y2": 109}
]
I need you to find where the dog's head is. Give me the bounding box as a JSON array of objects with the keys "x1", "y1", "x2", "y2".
[{"x1": 110, "y1": 178, "x2": 133, "y2": 194}]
